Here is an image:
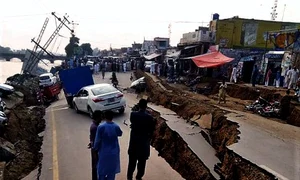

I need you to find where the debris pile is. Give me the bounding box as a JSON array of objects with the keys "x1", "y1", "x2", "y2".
[
  {"x1": 136, "y1": 70, "x2": 277, "y2": 179},
  {"x1": 0, "y1": 74, "x2": 45, "y2": 180},
  {"x1": 6, "y1": 74, "x2": 41, "y2": 106}
]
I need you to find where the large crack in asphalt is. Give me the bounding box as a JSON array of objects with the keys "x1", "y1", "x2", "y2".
[{"x1": 137, "y1": 71, "x2": 278, "y2": 180}]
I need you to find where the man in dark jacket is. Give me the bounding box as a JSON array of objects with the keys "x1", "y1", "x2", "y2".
[
  {"x1": 127, "y1": 99, "x2": 156, "y2": 180},
  {"x1": 88, "y1": 111, "x2": 102, "y2": 180},
  {"x1": 280, "y1": 90, "x2": 292, "y2": 120}
]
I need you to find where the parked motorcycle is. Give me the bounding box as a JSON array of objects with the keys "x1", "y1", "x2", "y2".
[{"x1": 246, "y1": 96, "x2": 281, "y2": 117}]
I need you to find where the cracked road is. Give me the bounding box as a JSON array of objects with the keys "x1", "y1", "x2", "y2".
[{"x1": 31, "y1": 72, "x2": 183, "y2": 180}]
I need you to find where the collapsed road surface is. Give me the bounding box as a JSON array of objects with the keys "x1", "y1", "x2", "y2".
[
  {"x1": 22, "y1": 71, "x2": 300, "y2": 180},
  {"x1": 137, "y1": 71, "x2": 300, "y2": 180},
  {"x1": 23, "y1": 72, "x2": 183, "y2": 180}
]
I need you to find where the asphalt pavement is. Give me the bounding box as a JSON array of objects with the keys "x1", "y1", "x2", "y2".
[{"x1": 37, "y1": 72, "x2": 183, "y2": 180}]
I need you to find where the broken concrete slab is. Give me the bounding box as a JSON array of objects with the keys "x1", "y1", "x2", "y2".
[
  {"x1": 226, "y1": 112, "x2": 300, "y2": 180},
  {"x1": 0, "y1": 162, "x2": 5, "y2": 180},
  {"x1": 0, "y1": 138, "x2": 16, "y2": 162},
  {"x1": 147, "y1": 104, "x2": 221, "y2": 179},
  {"x1": 191, "y1": 114, "x2": 201, "y2": 121},
  {"x1": 195, "y1": 114, "x2": 212, "y2": 130},
  {"x1": 14, "y1": 91, "x2": 24, "y2": 98}
]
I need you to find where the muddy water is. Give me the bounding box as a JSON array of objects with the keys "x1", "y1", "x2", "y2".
[{"x1": 0, "y1": 59, "x2": 62, "y2": 83}]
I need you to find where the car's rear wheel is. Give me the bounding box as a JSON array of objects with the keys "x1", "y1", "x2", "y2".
[
  {"x1": 119, "y1": 107, "x2": 125, "y2": 114},
  {"x1": 88, "y1": 106, "x2": 94, "y2": 119}
]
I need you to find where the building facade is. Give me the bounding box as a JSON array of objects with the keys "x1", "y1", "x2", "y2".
[
  {"x1": 154, "y1": 37, "x2": 170, "y2": 51},
  {"x1": 210, "y1": 17, "x2": 300, "y2": 49}
]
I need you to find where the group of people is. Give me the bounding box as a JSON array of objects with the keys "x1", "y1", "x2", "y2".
[
  {"x1": 89, "y1": 99, "x2": 156, "y2": 180},
  {"x1": 264, "y1": 66, "x2": 300, "y2": 90}
]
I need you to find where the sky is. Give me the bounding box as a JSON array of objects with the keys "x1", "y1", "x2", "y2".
[{"x1": 0, "y1": 0, "x2": 300, "y2": 54}]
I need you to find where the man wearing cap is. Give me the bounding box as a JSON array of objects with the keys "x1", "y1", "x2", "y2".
[{"x1": 127, "y1": 99, "x2": 156, "y2": 180}]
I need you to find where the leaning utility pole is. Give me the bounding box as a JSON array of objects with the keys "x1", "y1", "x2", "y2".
[
  {"x1": 23, "y1": 12, "x2": 74, "y2": 74},
  {"x1": 22, "y1": 17, "x2": 49, "y2": 73}
]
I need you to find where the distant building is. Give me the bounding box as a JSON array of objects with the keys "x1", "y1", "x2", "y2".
[
  {"x1": 141, "y1": 40, "x2": 155, "y2": 55},
  {"x1": 154, "y1": 37, "x2": 170, "y2": 51},
  {"x1": 210, "y1": 16, "x2": 300, "y2": 49},
  {"x1": 132, "y1": 43, "x2": 142, "y2": 50},
  {"x1": 179, "y1": 27, "x2": 210, "y2": 45}
]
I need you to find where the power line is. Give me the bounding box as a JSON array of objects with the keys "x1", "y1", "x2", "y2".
[{"x1": 1, "y1": 13, "x2": 50, "y2": 19}]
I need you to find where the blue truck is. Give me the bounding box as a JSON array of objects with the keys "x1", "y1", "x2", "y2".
[{"x1": 59, "y1": 66, "x2": 94, "y2": 108}]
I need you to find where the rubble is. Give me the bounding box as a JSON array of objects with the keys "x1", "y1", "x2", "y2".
[
  {"x1": 0, "y1": 74, "x2": 45, "y2": 180},
  {"x1": 0, "y1": 138, "x2": 15, "y2": 162},
  {"x1": 136, "y1": 70, "x2": 278, "y2": 180},
  {"x1": 6, "y1": 74, "x2": 40, "y2": 106}
]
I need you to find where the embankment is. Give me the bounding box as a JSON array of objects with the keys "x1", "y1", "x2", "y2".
[
  {"x1": 1, "y1": 74, "x2": 45, "y2": 180},
  {"x1": 212, "y1": 83, "x2": 300, "y2": 127},
  {"x1": 136, "y1": 70, "x2": 277, "y2": 179}
]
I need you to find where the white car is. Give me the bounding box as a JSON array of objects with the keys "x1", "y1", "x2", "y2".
[
  {"x1": 86, "y1": 61, "x2": 94, "y2": 71},
  {"x1": 72, "y1": 83, "x2": 126, "y2": 118},
  {"x1": 39, "y1": 73, "x2": 57, "y2": 87}
]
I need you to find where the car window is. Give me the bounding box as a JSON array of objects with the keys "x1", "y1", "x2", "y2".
[
  {"x1": 82, "y1": 90, "x2": 89, "y2": 96},
  {"x1": 40, "y1": 76, "x2": 50, "y2": 80},
  {"x1": 91, "y1": 85, "x2": 117, "y2": 96}
]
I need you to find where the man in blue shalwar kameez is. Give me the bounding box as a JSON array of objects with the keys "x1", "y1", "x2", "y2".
[{"x1": 94, "y1": 111, "x2": 123, "y2": 180}]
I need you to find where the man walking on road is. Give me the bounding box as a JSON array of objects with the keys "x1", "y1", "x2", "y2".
[
  {"x1": 127, "y1": 99, "x2": 156, "y2": 180},
  {"x1": 94, "y1": 111, "x2": 123, "y2": 180},
  {"x1": 88, "y1": 111, "x2": 102, "y2": 180}
]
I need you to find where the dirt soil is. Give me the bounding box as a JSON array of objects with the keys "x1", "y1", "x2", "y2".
[
  {"x1": 136, "y1": 70, "x2": 277, "y2": 180},
  {"x1": 164, "y1": 77, "x2": 300, "y2": 127},
  {"x1": 1, "y1": 74, "x2": 46, "y2": 180}
]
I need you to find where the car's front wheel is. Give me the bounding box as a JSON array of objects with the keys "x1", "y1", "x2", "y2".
[
  {"x1": 119, "y1": 107, "x2": 125, "y2": 114},
  {"x1": 73, "y1": 102, "x2": 80, "y2": 113}
]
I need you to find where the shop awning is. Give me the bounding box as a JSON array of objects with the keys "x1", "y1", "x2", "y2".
[
  {"x1": 143, "y1": 53, "x2": 161, "y2": 60},
  {"x1": 184, "y1": 52, "x2": 234, "y2": 68}
]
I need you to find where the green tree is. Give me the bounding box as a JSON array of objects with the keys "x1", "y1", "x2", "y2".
[
  {"x1": 65, "y1": 35, "x2": 80, "y2": 58},
  {"x1": 80, "y1": 43, "x2": 93, "y2": 56},
  {"x1": 93, "y1": 48, "x2": 101, "y2": 56},
  {"x1": 0, "y1": 46, "x2": 13, "y2": 53}
]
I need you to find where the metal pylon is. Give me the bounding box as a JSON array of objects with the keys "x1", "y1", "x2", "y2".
[
  {"x1": 22, "y1": 18, "x2": 49, "y2": 73},
  {"x1": 26, "y1": 14, "x2": 68, "y2": 73}
]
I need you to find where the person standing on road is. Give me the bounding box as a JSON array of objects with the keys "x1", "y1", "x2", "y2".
[
  {"x1": 251, "y1": 65, "x2": 259, "y2": 87},
  {"x1": 284, "y1": 66, "x2": 292, "y2": 88},
  {"x1": 280, "y1": 90, "x2": 292, "y2": 120},
  {"x1": 101, "y1": 61, "x2": 106, "y2": 79},
  {"x1": 88, "y1": 111, "x2": 102, "y2": 180},
  {"x1": 288, "y1": 67, "x2": 299, "y2": 90},
  {"x1": 94, "y1": 111, "x2": 122, "y2": 180},
  {"x1": 218, "y1": 78, "x2": 227, "y2": 104},
  {"x1": 127, "y1": 99, "x2": 156, "y2": 180},
  {"x1": 265, "y1": 68, "x2": 272, "y2": 86},
  {"x1": 230, "y1": 65, "x2": 237, "y2": 83}
]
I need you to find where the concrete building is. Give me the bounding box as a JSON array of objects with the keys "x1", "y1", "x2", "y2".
[
  {"x1": 209, "y1": 16, "x2": 300, "y2": 49},
  {"x1": 179, "y1": 27, "x2": 210, "y2": 45},
  {"x1": 153, "y1": 37, "x2": 170, "y2": 51}
]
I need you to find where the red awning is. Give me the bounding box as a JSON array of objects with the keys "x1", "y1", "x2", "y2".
[{"x1": 190, "y1": 52, "x2": 234, "y2": 68}]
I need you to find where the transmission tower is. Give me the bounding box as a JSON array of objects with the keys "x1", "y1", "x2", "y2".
[
  {"x1": 27, "y1": 18, "x2": 49, "y2": 63},
  {"x1": 271, "y1": 0, "x2": 278, "y2": 21},
  {"x1": 23, "y1": 12, "x2": 74, "y2": 74}
]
